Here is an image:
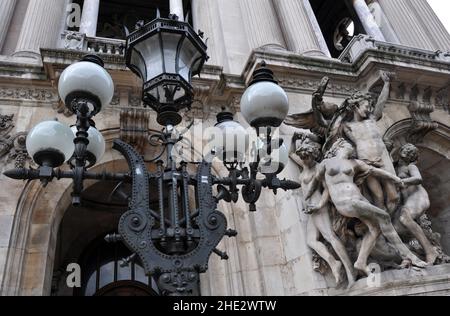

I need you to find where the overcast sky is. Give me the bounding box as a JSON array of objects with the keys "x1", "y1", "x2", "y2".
[{"x1": 428, "y1": 0, "x2": 450, "y2": 33}]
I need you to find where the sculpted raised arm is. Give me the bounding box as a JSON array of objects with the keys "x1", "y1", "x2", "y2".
[
  {"x1": 373, "y1": 72, "x2": 393, "y2": 120},
  {"x1": 312, "y1": 77, "x2": 332, "y2": 127}
]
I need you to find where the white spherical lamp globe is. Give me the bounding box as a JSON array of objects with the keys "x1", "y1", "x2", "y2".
[
  {"x1": 26, "y1": 120, "x2": 75, "y2": 167},
  {"x1": 258, "y1": 139, "x2": 289, "y2": 175},
  {"x1": 71, "y1": 126, "x2": 106, "y2": 165},
  {"x1": 212, "y1": 112, "x2": 249, "y2": 163},
  {"x1": 58, "y1": 55, "x2": 114, "y2": 115},
  {"x1": 241, "y1": 64, "x2": 289, "y2": 128}
]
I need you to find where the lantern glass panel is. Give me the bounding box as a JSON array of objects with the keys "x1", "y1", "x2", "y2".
[
  {"x1": 179, "y1": 39, "x2": 200, "y2": 82},
  {"x1": 162, "y1": 32, "x2": 182, "y2": 74},
  {"x1": 132, "y1": 35, "x2": 163, "y2": 82}
]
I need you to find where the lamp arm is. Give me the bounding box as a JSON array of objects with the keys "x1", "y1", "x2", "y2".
[{"x1": 3, "y1": 167, "x2": 130, "y2": 183}]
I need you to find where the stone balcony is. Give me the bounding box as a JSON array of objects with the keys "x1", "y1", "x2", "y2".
[
  {"x1": 60, "y1": 31, "x2": 126, "y2": 57},
  {"x1": 339, "y1": 34, "x2": 450, "y2": 64}
]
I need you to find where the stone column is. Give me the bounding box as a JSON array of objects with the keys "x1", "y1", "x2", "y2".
[
  {"x1": 377, "y1": 0, "x2": 437, "y2": 50},
  {"x1": 239, "y1": 0, "x2": 286, "y2": 51},
  {"x1": 352, "y1": 0, "x2": 385, "y2": 41},
  {"x1": 409, "y1": 0, "x2": 450, "y2": 51},
  {"x1": 14, "y1": 0, "x2": 67, "y2": 59},
  {"x1": 273, "y1": 0, "x2": 329, "y2": 57},
  {"x1": 80, "y1": 0, "x2": 100, "y2": 37},
  {"x1": 170, "y1": 0, "x2": 185, "y2": 21},
  {"x1": 302, "y1": 0, "x2": 331, "y2": 58},
  {"x1": 0, "y1": 0, "x2": 17, "y2": 52},
  {"x1": 367, "y1": 1, "x2": 399, "y2": 44},
  {"x1": 192, "y1": 0, "x2": 223, "y2": 66}
]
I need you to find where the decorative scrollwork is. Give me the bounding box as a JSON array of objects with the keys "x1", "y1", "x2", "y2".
[{"x1": 0, "y1": 114, "x2": 31, "y2": 169}]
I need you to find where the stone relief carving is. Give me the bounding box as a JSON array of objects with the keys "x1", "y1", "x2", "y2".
[
  {"x1": 53, "y1": 100, "x2": 74, "y2": 117},
  {"x1": 0, "y1": 87, "x2": 56, "y2": 102},
  {"x1": 287, "y1": 73, "x2": 448, "y2": 288},
  {"x1": 290, "y1": 133, "x2": 356, "y2": 288},
  {"x1": 0, "y1": 114, "x2": 30, "y2": 169},
  {"x1": 61, "y1": 31, "x2": 86, "y2": 50}
]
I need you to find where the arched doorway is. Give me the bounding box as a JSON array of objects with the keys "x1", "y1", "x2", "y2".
[{"x1": 51, "y1": 178, "x2": 162, "y2": 296}]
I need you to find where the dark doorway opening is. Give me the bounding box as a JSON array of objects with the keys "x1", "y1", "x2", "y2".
[
  {"x1": 51, "y1": 179, "x2": 161, "y2": 296},
  {"x1": 309, "y1": 0, "x2": 366, "y2": 58},
  {"x1": 71, "y1": 0, "x2": 192, "y2": 39}
]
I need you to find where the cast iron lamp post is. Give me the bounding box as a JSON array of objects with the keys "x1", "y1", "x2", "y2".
[{"x1": 4, "y1": 15, "x2": 299, "y2": 296}]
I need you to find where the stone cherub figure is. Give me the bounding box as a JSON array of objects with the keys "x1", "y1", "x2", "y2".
[
  {"x1": 310, "y1": 139, "x2": 427, "y2": 275},
  {"x1": 290, "y1": 132, "x2": 356, "y2": 287},
  {"x1": 287, "y1": 72, "x2": 399, "y2": 214},
  {"x1": 396, "y1": 144, "x2": 440, "y2": 264}
]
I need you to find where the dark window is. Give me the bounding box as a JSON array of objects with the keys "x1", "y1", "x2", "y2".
[
  {"x1": 70, "y1": 0, "x2": 192, "y2": 39},
  {"x1": 77, "y1": 236, "x2": 160, "y2": 296},
  {"x1": 309, "y1": 0, "x2": 366, "y2": 58},
  {"x1": 96, "y1": 0, "x2": 191, "y2": 39}
]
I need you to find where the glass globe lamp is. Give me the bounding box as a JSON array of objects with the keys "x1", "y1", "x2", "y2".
[
  {"x1": 71, "y1": 126, "x2": 106, "y2": 165},
  {"x1": 257, "y1": 139, "x2": 289, "y2": 175},
  {"x1": 26, "y1": 120, "x2": 75, "y2": 167},
  {"x1": 213, "y1": 111, "x2": 249, "y2": 164},
  {"x1": 58, "y1": 55, "x2": 114, "y2": 115},
  {"x1": 241, "y1": 62, "x2": 289, "y2": 128}
]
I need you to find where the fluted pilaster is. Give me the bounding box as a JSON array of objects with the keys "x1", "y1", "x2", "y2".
[
  {"x1": 409, "y1": 0, "x2": 450, "y2": 51},
  {"x1": 80, "y1": 0, "x2": 100, "y2": 37},
  {"x1": 377, "y1": 0, "x2": 437, "y2": 50},
  {"x1": 239, "y1": 0, "x2": 286, "y2": 50},
  {"x1": 192, "y1": 0, "x2": 222, "y2": 66},
  {"x1": 0, "y1": 0, "x2": 17, "y2": 52},
  {"x1": 368, "y1": 1, "x2": 399, "y2": 44},
  {"x1": 14, "y1": 0, "x2": 67, "y2": 59},
  {"x1": 273, "y1": 0, "x2": 328, "y2": 57}
]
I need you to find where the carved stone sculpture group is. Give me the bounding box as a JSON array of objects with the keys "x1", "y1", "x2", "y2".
[{"x1": 287, "y1": 72, "x2": 449, "y2": 288}]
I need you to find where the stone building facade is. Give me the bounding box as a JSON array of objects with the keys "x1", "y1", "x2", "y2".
[{"x1": 0, "y1": 0, "x2": 450, "y2": 296}]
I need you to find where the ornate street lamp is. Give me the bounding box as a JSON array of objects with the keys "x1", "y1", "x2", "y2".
[
  {"x1": 125, "y1": 14, "x2": 208, "y2": 126},
  {"x1": 4, "y1": 16, "x2": 299, "y2": 296}
]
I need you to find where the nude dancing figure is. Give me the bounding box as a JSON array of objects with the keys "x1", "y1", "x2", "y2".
[
  {"x1": 396, "y1": 144, "x2": 439, "y2": 265},
  {"x1": 340, "y1": 72, "x2": 399, "y2": 213},
  {"x1": 290, "y1": 133, "x2": 356, "y2": 287},
  {"x1": 311, "y1": 139, "x2": 427, "y2": 274},
  {"x1": 286, "y1": 72, "x2": 400, "y2": 214}
]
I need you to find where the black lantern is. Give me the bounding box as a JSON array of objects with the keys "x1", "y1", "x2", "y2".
[{"x1": 125, "y1": 15, "x2": 208, "y2": 126}]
